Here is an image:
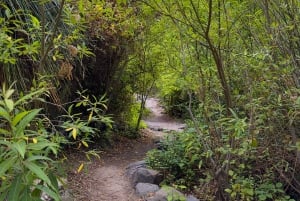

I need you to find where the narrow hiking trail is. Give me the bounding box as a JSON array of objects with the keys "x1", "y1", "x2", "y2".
[
  {"x1": 145, "y1": 98, "x2": 186, "y2": 132},
  {"x1": 67, "y1": 98, "x2": 185, "y2": 201}
]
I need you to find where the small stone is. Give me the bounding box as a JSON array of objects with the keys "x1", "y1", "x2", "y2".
[
  {"x1": 187, "y1": 194, "x2": 199, "y2": 201},
  {"x1": 135, "y1": 183, "x2": 160, "y2": 196},
  {"x1": 125, "y1": 160, "x2": 147, "y2": 177},
  {"x1": 146, "y1": 186, "x2": 185, "y2": 201}
]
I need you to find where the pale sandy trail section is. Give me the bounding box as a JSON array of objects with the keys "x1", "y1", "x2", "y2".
[{"x1": 145, "y1": 97, "x2": 186, "y2": 132}]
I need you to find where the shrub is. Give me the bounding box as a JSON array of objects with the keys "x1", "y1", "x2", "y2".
[
  {"x1": 146, "y1": 111, "x2": 297, "y2": 200},
  {"x1": 146, "y1": 130, "x2": 204, "y2": 188},
  {"x1": 0, "y1": 84, "x2": 61, "y2": 200}
]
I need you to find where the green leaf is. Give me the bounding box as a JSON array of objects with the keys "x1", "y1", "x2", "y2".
[
  {"x1": 20, "y1": 188, "x2": 32, "y2": 201},
  {"x1": 15, "y1": 109, "x2": 41, "y2": 136},
  {"x1": 26, "y1": 155, "x2": 52, "y2": 162},
  {"x1": 0, "y1": 189, "x2": 8, "y2": 201},
  {"x1": 8, "y1": 174, "x2": 23, "y2": 201},
  {"x1": 4, "y1": 89, "x2": 14, "y2": 99},
  {"x1": 243, "y1": 188, "x2": 254, "y2": 196},
  {"x1": 0, "y1": 106, "x2": 10, "y2": 121},
  {"x1": 49, "y1": 172, "x2": 59, "y2": 192},
  {"x1": 35, "y1": 185, "x2": 60, "y2": 201},
  {"x1": 251, "y1": 138, "x2": 258, "y2": 147},
  {"x1": 27, "y1": 141, "x2": 58, "y2": 152},
  {"x1": 24, "y1": 161, "x2": 52, "y2": 186},
  {"x1": 30, "y1": 15, "x2": 40, "y2": 29},
  {"x1": 225, "y1": 188, "x2": 232, "y2": 193},
  {"x1": 258, "y1": 194, "x2": 267, "y2": 200},
  {"x1": 0, "y1": 156, "x2": 16, "y2": 177},
  {"x1": 4, "y1": 99, "x2": 14, "y2": 112},
  {"x1": 15, "y1": 88, "x2": 45, "y2": 106},
  {"x1": 31, "y1": 180, "x2": 43, "y2": 198},
  {"x1": 12, "y1": 110, "x2": 30, "y2": 126},
  {"x1": 13, "y1": 140, "x2": 26, "y2": 158},
  {"x1": 275, "y1": 182, "x2": 283, "y2": 188},
  {"x1": 228, "y1": 170, "x2": 234, "y2": 176}
]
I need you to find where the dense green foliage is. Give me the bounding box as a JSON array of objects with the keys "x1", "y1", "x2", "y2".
[
  {"x1": 142, "y1": 0, "x2": 300, "y2": 200},
  {"x1": 0, "y1": 83, "x2": 61, "y2": 200}
]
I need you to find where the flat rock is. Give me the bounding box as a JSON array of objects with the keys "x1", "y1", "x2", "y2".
[
  {"x1": 135, "y1": 183, "x2": 160, "y2": 196},
  {"x1": 131, "y1": 168, "x2": 163, "y2": 186},
  {"x1": 146, "y1": 186, "x2": 185, "y2": 201},
  {"x1": 125, "y1": 160, "x2": 147, "y2": 177},
  {"x1": 187, "y1": 194, "x2": 199, "y2": 201}
]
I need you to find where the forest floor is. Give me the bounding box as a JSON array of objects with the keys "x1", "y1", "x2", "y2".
[{"x1": 66, "y1": 98, "x2": 185, "y2": 201}]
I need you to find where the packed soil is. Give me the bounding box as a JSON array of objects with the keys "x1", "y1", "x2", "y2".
[{"x1": 66, "y1": 98, "x2": 184, "y2": 201}]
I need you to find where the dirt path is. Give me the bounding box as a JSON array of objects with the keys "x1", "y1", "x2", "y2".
[
  {"x1": 145, "y1": 98, "x2": 185, "y2": 132},
  {"x1": 67, "y1": 98, "x2": 184, "y2": 201}
]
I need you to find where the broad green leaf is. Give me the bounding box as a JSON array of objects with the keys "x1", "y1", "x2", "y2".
[
  {"x1": 26, "y1": 155, "x2": 52, "y2": 162},
  {"x1": 16, "y1": 109, "x2": 41, "y2": 136},
  {"x1": 24, "y1": 161, "x2": 51, "y2": 186},
  {"x1": 12, "y1": 110, "x2": 30, "y2": 126},
  {"x1": 75, "y1": 102, "x2": 82, "y2": 107},
  {"x1": 27, "y1": 141, "x2": 57, "y2": 151},
  {"x1": 8, "y1": 174, "x2": 23, "y2": 201},
  {"x1": 20, "y1": 188, "x2": 32, "y2": 201},
  {"x1": 4, "y1": 99, "x2": 14, "y2": 112},
  {"x1": 30, "y1": 15, "x2": 40, "y2": 29},
  {"x1": 35, "y1": 185, "x2": 60, "y2": 201},
  {"x1": 0, "y1": 156, "x2": 16, "y2": 177},
  {"x1": 0, "y1": 189, "x2": 8, "y2": 201},
  {"x1": 31, "y1": 180, "x2": 43, "y2": 198},
  {"x1": 4, "y1": 89, "x2": 14, "y2": 99},
  {"x1": 15, "y1": 88, "x2": 45, "y2": 106},
  {"x1": 47, "y1": 145, "x2": 59, "y2": 155},
  {"x1": 48, "y1": 172, "x2": 59, "y2": 192},
  {"x1": 0, "y1": 106, "x2": 10, "y2": 121},
  {"x1": 13, "y1": 140, "x2": 26, "y2": 158}
]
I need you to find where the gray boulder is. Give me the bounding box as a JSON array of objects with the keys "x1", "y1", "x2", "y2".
[
  {"x1": 135, "y1": 183, "x2": 160, "y2": 197},
  {"x1": 146, "y1": 186, "x2": 186, "y2": 201},
  {"x1": 131, "y1": 168, "x2": 163, "y2": 186},
  {"x1": 125, "y1": 160, "x2": 147, "y2": 177},
  {"x1": 187, "y1": 195, "x2": 199, "y2": 201}
]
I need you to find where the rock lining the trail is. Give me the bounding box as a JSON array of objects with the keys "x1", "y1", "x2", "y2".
[
  {"x1": 125, "y1": 160, "x2": 147, "y2": 178},
  {"x1": 146, "y1": 187, "x2": 185, "y2": 201},
  {"x1": 126, "y1": 161, "x2": 200, "y2": 201},
  {"x1": 131, "y1": 167, "x2": 163, "y2": 186},
  {"x1": 135, "y1": 183, "x2": 160, "y2": 197}
]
